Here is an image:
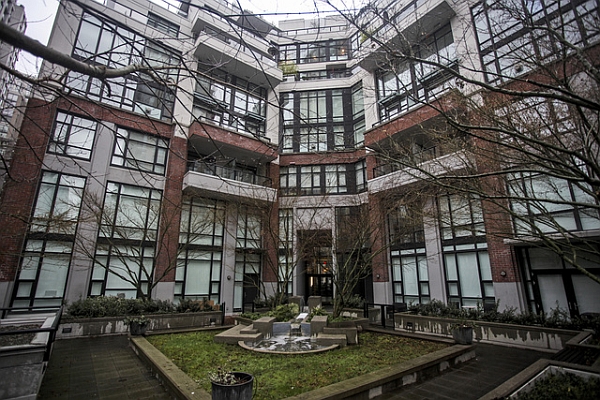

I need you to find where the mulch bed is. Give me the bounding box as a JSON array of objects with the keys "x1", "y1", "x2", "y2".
[{"x1": 0, "y1": 325, "x2": 41, "y2": 347}]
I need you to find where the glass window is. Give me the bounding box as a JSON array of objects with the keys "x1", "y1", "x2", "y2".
[
  {"x1": 12, "y1": 240, "x2": 73, "y2": 308},
  {"x1": 69, "y1": 12, "x2": 179, "y2": 122},
  {"x1": 112, "y1": 128, "x2": 169, "y2": 174},
  {"x1": 282, "y1": 87, "x2": 363, "y2": 153},
  {"x1": 100, "y1": 182, "x2": 162, "y2": 241},
  {"x1": 48, "y1": 112, "x2": 97, "y2": 160},
  {"x1": 179, "y1": 197, "x2": 225, "y2": 247},
  {"x1": 147, "y1": 12, "x2": 179, "y2": 38},
  {"x1": 31, "y1": 171, "x2": 86, "y2": 235}
]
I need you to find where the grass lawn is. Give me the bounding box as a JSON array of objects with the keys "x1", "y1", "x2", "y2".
[{"x1": 147, "y1": 330, "x2": 447, "y2": 399}]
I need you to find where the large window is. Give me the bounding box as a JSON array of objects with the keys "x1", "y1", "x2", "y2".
[
  {"x1": 192, "y1": 67, "x2": 267, "y2": 136},
  {"x1": 48, "y1": 112, "x2": 97, "y2": 160},
  {"x1": 234, "y1": 207, "x2": 263, "y2": 311},
  {"x1": 280, "y1": 164, "x2": 358, "y2": 196},
  {"x1": 67, "y1": 13, "x2": 178, "y2": 121},
  {"x1": 472, "y1": 0, "x2": 600, "y2": 84},
  {"x1": 175, "y1": 197, "x2": 225, "y2": 302},
  {"x1": 147, "y1": 12, "x2": 179, "y2": 38},
  {"x1": 281, "y1": 84, "x2": 364, "y2": 153},
  {"x1": 91, "y1": 182, "x2": 162, "y2": 298},
  {"x1": 508, "y1": 171, "x2": 600, "y2": 235},
  {"x1": 439, "y1": 194, "x2": 494, "y2": 308},
  {"x1": 112, "y1": 127, "x2": 169, "y2": 174},
  {"x1": 12, "y1": 171, "x2": 86, "y2": 307},
  {"x1": 279, "y1": 39, "x2": 350, "y2": 64},
  {"x1": 376, "y1": 24, "x2": 456, "y2": 121},
  {"x1": 519, "y1": 247, "x2": 600, "y2": 316},
  {"x1": 99, "y1": 182, "x2": 162, "y2": 241},
  {"x1": 388, "y1": 205, "x2": 429, "y2": 305},
  {"x1": 30, "y1": 171, "x2": 86, "y2": 235}
]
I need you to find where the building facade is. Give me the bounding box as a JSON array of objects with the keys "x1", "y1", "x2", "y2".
[{"x1": 0, "y1": 0, "x2": 598, "y2": 317}]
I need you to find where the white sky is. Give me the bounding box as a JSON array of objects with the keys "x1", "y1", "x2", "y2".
[{"x1": 15, "y1": 0, "x2": 363, "y2": 75}]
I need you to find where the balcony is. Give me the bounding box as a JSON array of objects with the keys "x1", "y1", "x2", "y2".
[
  {"x1": 192, "y1": 9, "x2": 282, "y2": 87},
  {"x1": 183, "y1": 161, "x2": 276, "y2": 203},
  {"x1": 356, "y1": 0, "x2": 456, "y2": 71},
  {"x1": 369, "y1": 149, "x2": 470, "y2": 193}
]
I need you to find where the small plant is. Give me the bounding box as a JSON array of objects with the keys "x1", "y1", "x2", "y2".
[
  {"x1": 449, "y1": 319, "x2": 476, "y2": 331},
  {"x1": 266, "y1": 303, "x2": 299, "y2": 322},
  {"x1": 306, "y1": 306, "x2": 329, "y2": 322},
  {"x1": 209, "y1": 367, "x2": 245, "y2": 385},
  {"x1": 123, "y1": 315, "x2": 149, "y2": 325},
  {"x1": 345, "y1": 294, "x2": 365, "y2": 309},
  {"x1": 176, "y1": 298, "x2": 220, "y2": 313}
]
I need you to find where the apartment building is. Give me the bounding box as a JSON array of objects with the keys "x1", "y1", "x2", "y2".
[
  {"x1": 0, "y1": 0, "x2": 26, "y2": 188},
  {"x1": 0, "y1": 0, "x2": 598, "y2": 317}
]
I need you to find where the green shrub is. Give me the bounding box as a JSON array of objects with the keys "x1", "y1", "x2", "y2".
[
  {"x1": 409, "y1": 300, "x2": 600, "y2": 332},
  {"x1": 306, "y1": 306, "x2": 329, "y2": 322},
  {"x1": 176, "y1": 298, "x2": 220, "y2": 313},
  {"x1": 344, "y1": 294, "x2": 365, "y2": 309},
  {"x1": 66, "y1": 296, "x2": 174, "y2": 318},
  {"x1": 266, "y1": 303, "x2": 299, "y2": 322},
  {"x1": 514, "y1": 372, "x2": 600, "y2": 400}
]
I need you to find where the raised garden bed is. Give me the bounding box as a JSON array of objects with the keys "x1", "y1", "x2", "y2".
[
  {"x1": 58, "y1": 310, "x2": 225, "y2": 338},
  {"x1": 394, "y1": 313, "x2": 578, "y2": 351}
]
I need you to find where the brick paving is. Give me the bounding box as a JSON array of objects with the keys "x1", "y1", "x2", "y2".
[{"x1": 38, "y1": 335, "x2": 171, "y2": 400}]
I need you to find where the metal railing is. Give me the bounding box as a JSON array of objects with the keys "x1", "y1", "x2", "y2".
[
  {"x1": 372, "y1": 147, "x2": 437, "y2": 178},
  {"x1": 187, "y1": 161, "x2": 272, "y2": 187},
  {"x1": 0, "y1": 306, "x2": 63, "y2": 362}
]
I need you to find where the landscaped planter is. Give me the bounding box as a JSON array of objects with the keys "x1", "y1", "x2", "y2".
[
  {"x1": 394, "y1": 313, "x2": 578, "y2": 351},
  {"x1": 0, "y1": 313, "x2": 60, "y2": 400},
  {"x1": 341, "y1": 307, "x2": 381, "y2": 324},
  {"x1": 479, "y1": 359, "x2": 600, "y2": 399},
  {"x1": 58, "y1": 311, "x2": 224, "y2": 338}
]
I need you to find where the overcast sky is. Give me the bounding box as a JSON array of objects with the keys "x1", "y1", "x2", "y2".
[{"x1": 15, "y1": 0, "x2": 362, "y2": 75}]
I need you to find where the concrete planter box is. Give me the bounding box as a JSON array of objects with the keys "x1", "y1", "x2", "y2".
[
  {"x1": 341, "y1": 307, "x2": 381, "y2": 324},
  {"x1": 480, "y1": 359, "x2": 600, "y2": 399},
  {"x1": 329, "y1": 317, "x2": 370, "y2": 330},
  {"x1": 394, "y1": 313, "x2": 578, "y2": 351},
  {"x1": 58, "y1": 311, "x2": 223, "y2": 338},
  {"x1": 0, "y1": 314, "x2": 58, "y2": 400}
]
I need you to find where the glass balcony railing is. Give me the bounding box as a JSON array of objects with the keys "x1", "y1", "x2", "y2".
[
  {"x1": 187, "y1": 161, "x2": 272, "y2": 187},
  {"x1": 373, "y1": 147, "x2": 437, "y2": 178}
]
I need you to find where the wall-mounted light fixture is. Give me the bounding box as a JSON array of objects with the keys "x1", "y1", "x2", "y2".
[
  {"x1": 227, "y1": 275, "x2": 232, "y2": 280},
  {"x1": 500, "y1": 271, "x2": 507, "y2": 277}
]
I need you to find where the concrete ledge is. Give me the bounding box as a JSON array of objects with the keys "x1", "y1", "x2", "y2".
[
  {"x1": 214, "y1": 324, "x2": 262, "y2": 344},
  {"x1": 130, "y1": 336, "x2": 211, "y2": 400},
  {"x1": 316, "y1": 333, "x2": 348, "y2": 348},
  {"x1": 284, "y1": 344, "x2": 476, "y2": 399},
  {"x1": 478, "y1": 359, "x2": 600, "y2": 400},
  {"x1": 323, "y1": 327, "x2": 358, "y2": 345},
  {"x1": 131, "y1": 328, "x2": 472, "y2": 400}
]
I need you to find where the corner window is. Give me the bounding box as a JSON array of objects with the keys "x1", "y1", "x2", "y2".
[
  {"x1": 112, "y1": 128, "x2": 169, "y2": 174},
  {"x1": 48, "y1": 112, "x2": 97, "y2": 160}
]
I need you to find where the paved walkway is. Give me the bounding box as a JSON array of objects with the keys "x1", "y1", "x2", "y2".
[
  {"x1": 379, "y1": 343, "x2": 548, "y2": 400},
  {"x1": 38, "y1": 334, "x2": 548, "y2": 400},
  {"x1": 38, "y1": 335, "x2": 171, "y2": 400}
]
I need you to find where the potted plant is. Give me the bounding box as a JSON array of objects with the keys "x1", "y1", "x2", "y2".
[
  {"x1": 124, "y1": 315, "x2": 149, "y2": 336},
  {"x1": 450, "y1": 319, "x2": 476, "y2": 345},
  {"x1": 209, "y1": 367, "x2": 254, "y2": 400}
]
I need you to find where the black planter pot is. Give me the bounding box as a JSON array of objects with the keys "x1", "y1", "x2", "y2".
[
  {"x1": 211, "y1": 372, "x2": 254, "y2": 400},
  {"x1": 452, "y1": 327, "x2": 473, "y2": 344},
  {"x1": 129, "y1": 322, "x2": 147, "y2": 336}
]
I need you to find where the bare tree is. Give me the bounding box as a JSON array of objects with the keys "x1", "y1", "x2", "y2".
[{"x1": 332, "y1": 0, "x2": 600, "y2": 287}]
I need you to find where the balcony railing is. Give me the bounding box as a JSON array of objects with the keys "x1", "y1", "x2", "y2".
[
  {"x1": 187, "y1": 161, "x2": 272, "y2": 187},
  {"x1": 373, "y1": 147, "x2": 437, "y2": 178}
]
